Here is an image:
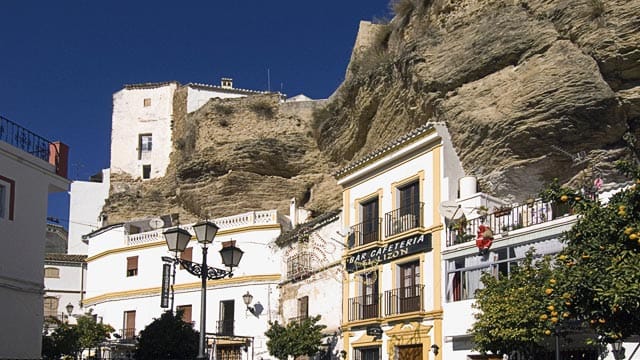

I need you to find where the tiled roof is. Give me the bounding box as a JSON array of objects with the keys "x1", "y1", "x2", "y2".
[
  {"x1": 276, "y1": 209, "x2": 341, "y2": 246},
  {"x1": 123, "y1": 81, "x2": 179, "y2": 90},
  {"x1": 45, "y1": 253, "x2": 87, "y2": 262},
  {"x1": 333, "y1": 122, "x2": 442, "y2": 179},
  {"x1": 186, "y1": 82, "x2": 274, "y2": 96}
]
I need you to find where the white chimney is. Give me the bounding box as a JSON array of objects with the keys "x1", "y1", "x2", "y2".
[
  {"x1": 459, "y1": 176, "x2": 478, "y2": 199},
  {"x1": 221, "y1": 77, "x2": 233, "y2": 89}
]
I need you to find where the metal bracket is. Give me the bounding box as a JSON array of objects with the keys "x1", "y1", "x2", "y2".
[{"x1": 162, "y1": 256, "x2": 233, "y2": 280}]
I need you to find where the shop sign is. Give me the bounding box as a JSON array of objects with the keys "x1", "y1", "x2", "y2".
[{"x1": 345, "y1": 233, "x2": 432, "y2": 273}]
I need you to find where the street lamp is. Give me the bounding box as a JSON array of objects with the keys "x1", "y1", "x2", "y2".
[
  {"x1": 65, "y1": 303, "x2": 74, "y2": 324},
  {"x1": 242, "y1": 291, "x2": 257, "y2": 316},
  {"x1": 163, "y1": 221, "x2": 244, "y2": 360},
  {"x1": 611, "y1": 339, "x2": 625, "y2": 360}
]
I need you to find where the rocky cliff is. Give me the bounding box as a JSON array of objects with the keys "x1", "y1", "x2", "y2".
[
  {"x1": 104, "y1": 0, "x2": 640, "y2": 223},
  {"x1": 317, "y1": 0, "x2": 640, "y2": 200}
]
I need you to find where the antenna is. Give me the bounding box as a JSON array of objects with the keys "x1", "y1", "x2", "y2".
[{"x1": 267, "y1": 68, "x2": 271, "y2": 92}]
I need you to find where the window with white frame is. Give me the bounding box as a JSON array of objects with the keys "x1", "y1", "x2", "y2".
[
  {"x1": 138, "y1": 133, "x2": 152, "y2": 160},
  {"x1": 0, "y1": 175, "x2": 15, "y2": 221}
]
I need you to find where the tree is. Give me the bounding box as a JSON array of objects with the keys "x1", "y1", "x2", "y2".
[
  {"x1": 471, "y1": 251, "x2": 556, "y2": 358},
  {"x1": 541, "y1": 161, "x2": 640, "y2": 342},
  {"x1": 135, "y1": 310, "x2": 199, "y2": 360},
  {"x1": 265, "y1": 315, "x2": 327, "y2": 360},
  {"x1": 42, "y1": 320, "x2": 80, "y2": 360},
  {"x1": 75, "y1": 315, "x2": 115, "y2": 356}
]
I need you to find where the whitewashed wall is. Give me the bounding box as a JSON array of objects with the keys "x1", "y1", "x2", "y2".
[
  {"x1": 44, "y1": 260, "x2": 86, "y2": 324},
  {"x1": 84, "y1": 212, "x2": 284, "y2": 358},
  {"x1": 110, "y1": 83, "x2": 177, "y2": 179},
  {"x1": 68, "y1": 169, "x2": 110, "y2": 254},
  {"x1": 186, "y1": 86, "x2": 249, "y2": 113},
  {"x1": 0, "y1": 141, "x2": 69, "y2": 359}
]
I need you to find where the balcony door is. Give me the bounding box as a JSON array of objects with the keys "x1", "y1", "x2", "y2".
[
  {"x1": 361, "y1": 198, "x2": 379, "y2": 245},
  {"x1": 361, "y1": 271, "x2": 379, "y2": 319},
  {"x1": 398, "y1": 181, "x2": 420, "y2": 228},
  {"x1": 123, "y1": 310, "x2": 136, "y2": 339},
  {"x1": 399, "y1": 261, "x2": 420, "y2": 313},
  {"x1": 219, "y1": 300, "x2": 234, "y2": 336}
]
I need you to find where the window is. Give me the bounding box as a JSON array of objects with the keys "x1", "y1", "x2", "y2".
[
  {"x1": 44, "y1": 267, "x2": 60, "y2": 278},
  {"x1": 216, "y1": 345, "x2": 242, "y2": 360},
  {"x1": 386, "y1": 181, "x2": 421, "y2": 236},
  {"x1": 126, "y1": 256, "x2": 138, "y2": 277},
  {"x1": 123, "y1": 310, "x2": 136, "y2": 339},
  {"x1": 354, "y1": 347, "x2": 381, "y2": 360},
  {"x1": 0, "y1": 175, "x2": 15, "y2": 221},
  {"x1": 142, "y1": 165, "x2": 151, "y2": 179},
  {"x1": 180, "y1": 247, "x2": 192, "y2": 269},
  {"x1": 360, "y1": 198, "x2": 379, "y2": 245},
  {"x1": 138, "y1": 134, "x2": 152, "y2": 160},
  {"x1": 177, "y1": 305, "x2": 192, "y2": 323},
  {"x1": 143, "y1": 98, "x2": 151, "y2": 107},
  {"x1": 399, "y1": 261, "x2": 420, "y2": 312},
  {"x1": 397, "y1": 344, "x2": 423, "y2": 360},
  {"x1": 218, "y1": 300, "x2": 234, "y2": 335},
  {"x1": 361, "y1": 271, "x2": 379, "y2": 319},
  {"x1": 44, "y1": 296, "x2": 59, "y2": 318},
  {"x1": 298, "y1": 296, "x2": 309, "y2": 320}
]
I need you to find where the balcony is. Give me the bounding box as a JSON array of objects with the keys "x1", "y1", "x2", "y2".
[
  {"x1": 348, "y1": 294, "x2": 381, "y2": 321},
  {"x1": 119, "y1": 328, "x2": 136, "y2": 343},
  {"x1": 384, "y1": 285, "x2": 424, "y2": 316},
  {"x1": 286, "y1": 252, "x2": 312, "y2": 280},
  {"x1": 349, "y1": 218, "x2": 381, "y2": 249},
  {"x1": 216, "y1": 319, "x2": 234, "y2": 336},
  {"x1": 0, "y1": 115, "x2": 68, "y2": 177},
  {"x1": 446, "y1": 199, "x2": 572, "y2": 247},
  {"x1": 384, "y1": 202, "x2": 424, "y2": 237}
]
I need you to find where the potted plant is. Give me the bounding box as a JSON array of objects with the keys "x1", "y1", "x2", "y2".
[{"x1": 493, "y1": 205, "x2": 512, "y2": 217}]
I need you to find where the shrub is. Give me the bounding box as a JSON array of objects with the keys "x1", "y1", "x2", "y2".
[{"x1": 249, "y1": 100, "x2": 275, "y2": 118}]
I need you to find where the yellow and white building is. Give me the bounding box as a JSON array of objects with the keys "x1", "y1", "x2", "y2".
[
  {"x1": 82, "y1": 210, "x2": 286, "y2": 359},
  {"x1": 335, "y1": 123, "x2": 465, "y2": 360}
]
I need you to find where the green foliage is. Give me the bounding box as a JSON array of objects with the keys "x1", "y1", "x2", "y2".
[
  {"x1": 135, "y1": 310, "x2": 199, "y2": 360},
  {"x1": 471, "y1": 251, "x2": 556, "y2": 357},
  {"x1": 265, "y1": 315, "x2": 327, "y2": 360},
  {"x1": 545, "y1": 161, "x2": 640, "y2": 341},
  {"x1": 42, "y1": 316, "x2": 113, "y2": 359},
  {"x1": 42, "y1": 320, "x2": 80, "y2": 359},
  {"x1": 213, "y1": 103, "x2": 235, "y2": 116}
]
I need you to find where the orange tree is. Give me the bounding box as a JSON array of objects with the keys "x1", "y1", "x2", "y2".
[
  {"x1": 540, "y1": 161, "x2": 640, "y2": 342},
  {"x1": 471, "y1": 251, "x2": 556, "y2": 358}
]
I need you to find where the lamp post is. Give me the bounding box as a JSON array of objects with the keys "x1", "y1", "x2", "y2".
[
  {"x1": 163, "y1": 221, "x2": 244, "y2": 360},
  {"x1": 611, "y1": 340, "x2": 625, "y2": 360},
  {"x1": 65, "y1": 302, "x2": 74, "y2": 324}
]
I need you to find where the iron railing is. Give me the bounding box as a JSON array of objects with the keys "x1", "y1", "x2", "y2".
[
  {"x1": 384, "y1": 285, "x2": 424, "y2": 316},
  {"x1": 286, "y1": 252, "x2": 312, "y2": 279},
  {"x1": 216, "y1": 319, "x2": 234, "y2": 336},
  {"x1": 384, "y1": 202, "x2": 424, "y2": 237},
  {"x1": 349, "y1": 218, "x2": 381, "y2": 249},
  {"x1": 287, "y1": 315, "x2": 309, "y2": 324},
  {"x1": 348, "y1": 294, "x2": 381, "y2": 321},
  {"x1": 0, "y1": 115, "x2": 53, "y2": 162},
  {"x1": 446, "y1": 199, "x2": 572, "y2": 246},
  {"x1": 120, "y1": 328, "x2": 136, "y2": 342}
]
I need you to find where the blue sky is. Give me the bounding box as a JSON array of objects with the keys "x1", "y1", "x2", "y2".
[{"x1": 0, "y1": 1, "x2": 390, "y2": 228}]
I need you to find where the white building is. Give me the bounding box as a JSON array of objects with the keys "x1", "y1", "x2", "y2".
[
  {"x1": 68, "y1": 168, "x2": 110, "y2": 255},
  {"x1": 43, "y1": 253, "x2": 87, "y2": 328},
  {"x1": 276, "y1": 209, "x2": 345, "y2": 358},
  {"x1": 82, "y1": 209, "x2": 288, "y2": 359},
  {"x1": 110, "y1": 79, "x2": 271, "y2": 180},
  {"x1": 0, "y1": 115, "x2": 70, "y2": 359},
  {"x1": 334, "y1": 123, "x2": 465, "y2": 360}
]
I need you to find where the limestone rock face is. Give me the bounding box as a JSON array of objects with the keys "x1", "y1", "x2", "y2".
[
  {"x1": 104, "y1": 0, "x2": 640, "y2": 223},
  {"x1": 317, "y1": 0, "x2": 640, "y2": 200},
  {"x1": 104, "y1": 94, "x2": 341, "y2": 224}
]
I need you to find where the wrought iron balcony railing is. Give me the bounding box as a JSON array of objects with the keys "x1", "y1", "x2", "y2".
[
  {"x1": 119, "y1": 328, "x2": 136, "y2": 342},
  {"x1": 446, "y1": 199, "x2": 572, "y2": 247},
  {"x1": 288, "y1": 315, "x2": 309, "y2": 324},
  {"x1": 286, "y1": 252, "x2": 312, "y2": 280},
  {"x1": 349, "y1": 218, "x2": 381, "y2": 249},
  {"x1": 216, "y1": 319, "x2": 234, "y2": 336},
  {"x1": 348, "y1": 294, "x2": 381, "y2": 321},
  {"x1": 384, "y1": 285, "x2": 424, "y2": 316},
  {"x1": 384, "y1": 202, "x2": 424, "y2": 237}
]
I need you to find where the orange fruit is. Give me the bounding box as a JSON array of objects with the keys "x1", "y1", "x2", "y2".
[
  {"x1": 560, "y1": 195, "x2": 569, "y2": 202},
  {"x1": 545, "y1": 288, "x2": 553, "y2": 295}
]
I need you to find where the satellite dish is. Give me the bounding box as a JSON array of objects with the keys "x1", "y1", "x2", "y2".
[
  {"x1": 149, "y1": 218, "x2": 165, "y2": 229},
  {"x1": 438, "y1": 201, "x2": 463, "y2": 220}
]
